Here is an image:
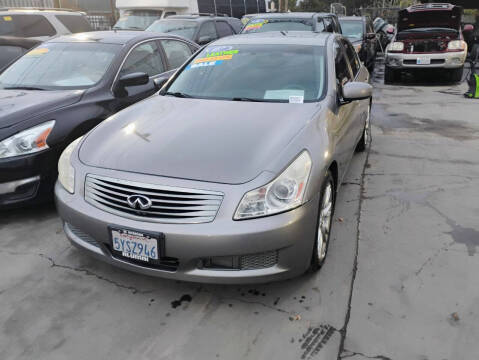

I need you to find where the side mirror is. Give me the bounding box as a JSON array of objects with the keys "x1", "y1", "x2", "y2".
[
  {"x1": 197, "y1": 35, "x2": 213, "y2": 45},
  {"x1": 342, "y1": 82, "x2": 373, "y2": 101},
  {"x1": 154, "y1": 77, "x2": 168, "y2": 90},
  {"x1": 463, "y1": 24, "x2": 474, "y2": 33},
  {"x1": 366, "y1": 32, "x2": 376, "y2": 40},
  {"x1": 119, "y1": 72, "x2": 149, "y2": 87}
]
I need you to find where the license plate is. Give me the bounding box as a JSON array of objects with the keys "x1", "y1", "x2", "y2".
[
  {"x1": 111, "y1": 228, "x2": 159, "y2": 262},
  {"x1": 417, "y1": 57, "x2": 431, "y2": 65}
]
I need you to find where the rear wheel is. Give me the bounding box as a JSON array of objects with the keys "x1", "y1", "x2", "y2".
[
  {"x1": 310, "y1": 172, "x2": 335, "y2": 272},
  {"x1": 384, "y1": 66, "x2": 399, "y2": 84},
  {"x1": 449, "y1": 67, "x2": 464, "y2": 83}
]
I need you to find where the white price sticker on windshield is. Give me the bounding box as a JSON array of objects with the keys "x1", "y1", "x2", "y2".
[{"x1": 289, "y1": 95, "x2": 304, "y2": 104}]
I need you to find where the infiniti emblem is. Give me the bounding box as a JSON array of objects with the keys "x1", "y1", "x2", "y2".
[{"x1": 127, "y1": 194, "x2": 152, "y2": 210}]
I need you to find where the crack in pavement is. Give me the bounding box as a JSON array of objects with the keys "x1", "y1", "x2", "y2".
[
  {"x1": 340, "y1": 349, "x2": 393, "y2": 360},
  {"x1": 38, "y1": 253, "x2": 153, "y2": 295},
  {"x1": 337, "y1": 118, "x2": 373, "y2": 359}
]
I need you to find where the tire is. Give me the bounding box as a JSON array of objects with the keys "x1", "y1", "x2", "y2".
[
  {"x1": 384, "y1": 66, "x2": 398, "y2": 84},
  {"x1": 356, "y1": 103, "x2": 371, "y2": 153},
  {"x1": 310, "y1": 171, "x2": 336, "y2": 272},
  {"x1": 450, "y1": 67, "x2": 464, "y2": 83}
]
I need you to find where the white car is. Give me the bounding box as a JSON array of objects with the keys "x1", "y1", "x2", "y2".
[{"x1": 0, "y1": 8, "x2": 92, "y2": 41}]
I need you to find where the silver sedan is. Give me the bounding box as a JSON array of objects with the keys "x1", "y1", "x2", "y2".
[{"x1": 55, "y1": 32, "x2": 372, "y2": 283}]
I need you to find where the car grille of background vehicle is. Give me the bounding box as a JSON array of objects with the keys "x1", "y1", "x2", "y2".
[{"x1": 84, "y1": 175, "x2": 223, "y2": 224}]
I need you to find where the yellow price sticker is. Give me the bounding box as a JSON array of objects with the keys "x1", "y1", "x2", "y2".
[
  {"x1": 26, "y1": 48, "x2": 50, "y2": 56},
  {"x1": 3, "y1": 16, "x2": 13, "y2": 21}
]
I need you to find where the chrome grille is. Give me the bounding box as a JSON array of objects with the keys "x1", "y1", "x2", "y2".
[
  {"x1": 84, "y1": 174, "x2": 223, "y2": 224},
  {"x1": 239, "y1": 251, "x2": 278, "y2": 270}
]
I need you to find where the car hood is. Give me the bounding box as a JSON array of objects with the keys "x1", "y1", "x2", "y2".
[
  {"x1": 398, "y1": 6, "x2": 462, "y2": 32},
  {"x1": 0, "y1": 89, "x2": 84, "y2": 129},
  {"x1": 79, "y1": 96, "x2": 317, "y2": 185}
]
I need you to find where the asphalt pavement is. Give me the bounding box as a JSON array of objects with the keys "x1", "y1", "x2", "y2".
[{"x1": 1, "y1": 61, "x2": 478, "y2": 360}]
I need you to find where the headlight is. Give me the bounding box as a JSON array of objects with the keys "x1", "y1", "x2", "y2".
[
  {"x1": 0, "y1": 120, "x2": 55, "y2": 159},
  {"x1": 389, "y1": 41, "x2": 404, "y2": 52},
  {"x1": 448, "y1": 40, "x2": 467, "y2": 51},
  {"x1": 234, "y1": 151, "x2": 312, "y2": 220},
  {"x1": 354, "y1": 44, "x2": 362, "y2": 53},
  {"x1": 58, "y1": 137, "x2": 82, "y2": 194}
]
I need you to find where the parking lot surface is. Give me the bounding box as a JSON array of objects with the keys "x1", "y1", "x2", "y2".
[{"x1": 1, "y1": 62, "x2": 478, "y2": 360}]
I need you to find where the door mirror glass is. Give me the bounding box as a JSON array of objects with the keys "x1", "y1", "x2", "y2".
[
  {"x1": 342, "y1": 82, "x2": 372, "y2": 101},
  {"x1": 119, "y1": 72, "x2": 149, "y2": 87}
]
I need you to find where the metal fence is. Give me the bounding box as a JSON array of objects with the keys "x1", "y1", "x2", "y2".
[
  {"x1": 0, "y1": 0, "x2": 53, "y2": 7},
  {"x1": 86, "y1": 13, "x2": 114, "y2": 30}
]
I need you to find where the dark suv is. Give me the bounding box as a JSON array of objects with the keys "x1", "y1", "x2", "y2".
[
  {"x1": 146, "y1": 14, "x2": 243, "y2": 45},
  {"x1": 339, "y1": 16, "x2": 378, "y2": 72},
  {"x1": 241, "y1": 12, "x2": 342, "y2": 34}
]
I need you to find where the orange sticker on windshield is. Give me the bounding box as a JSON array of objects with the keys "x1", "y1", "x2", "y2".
[
  {"x1": 194, "y1": 54, "x2": 233, "y2": 63},
  {"x1": 26, "y1": 48, "x2": 50, "y2": 56},
  {"x1": 3, "y1": 16, "x2": 12, "y2": 21}
]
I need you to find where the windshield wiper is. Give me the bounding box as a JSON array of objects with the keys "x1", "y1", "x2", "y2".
[
  {"x1": 165, "y1": 91, "x2": 194, "y2": 98},
  {"x1": 4, "y1": 86, "x2": 46, "y2": 91},
  {"x1": 232, "y1": 97, "x2": 264, "y2": 102}
]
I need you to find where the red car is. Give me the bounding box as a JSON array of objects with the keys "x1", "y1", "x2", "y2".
[{"x1": 385, "y1": 3, "x2": 474, "y2": 83}]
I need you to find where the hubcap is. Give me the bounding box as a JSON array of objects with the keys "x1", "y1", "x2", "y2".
[{"x1": 317, "y1": 182, "x2": 333, "y2": 261}]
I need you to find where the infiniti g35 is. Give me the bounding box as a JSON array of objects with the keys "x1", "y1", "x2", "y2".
[{"x1": 55, "y1": 32, "x2": 372, "y2": 283}]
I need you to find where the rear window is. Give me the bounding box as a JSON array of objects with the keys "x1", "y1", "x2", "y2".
[
  {"x1": 0, "y1": 14, "x2": 56, "y2": 37},
  {"x1": 55, "y1": 15, "x2": 92, "y2": 33},
  {"x1": 241, "y1": 18, "x2": 314, "y2": 33}
]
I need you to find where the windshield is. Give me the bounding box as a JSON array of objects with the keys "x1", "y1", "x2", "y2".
[
  {"x1": 241, "y1": 18, "x2": 314, "y2": 33},
  {"x1": 0, "y1": 42, "x2": 119, "y2": 90},
  {"x1": 146, "y1": 20, "x2": 197, "y2": 40},
  {"x1": 166, "y1": 44, "x2": 326, "y2": 102},
  {"x1": 114, "y1": 10, "x2": 162, "y2": 30},
  {"x1": 339, "y1": 20, "x2": 364, "y2": 41}
]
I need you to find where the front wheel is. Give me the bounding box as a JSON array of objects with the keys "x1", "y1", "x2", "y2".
[
  {"x1": 356, "y1": 103, "x2": 371, "y2": 152},
  {"x1": 310, "y1": 171, "x2": 336, "y2": 271}
]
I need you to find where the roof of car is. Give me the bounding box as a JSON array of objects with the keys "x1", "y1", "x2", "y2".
[
  {"x1": 339, "y1": 16, "x2": 366, "y2": 21},
  {"x1": 0, "y1": 8, "x2": 86, "y2": 15},
  {"x1": 165, "y1": 14, "x2": 238, "y2": 21},
  {"x1": 0, "y1": 36, "x2": 41, "y2": 48},
  {"x1": 249, "y1": 12, "x2": 335, "y2": 19},
  {"x1": 46, "y1": 31, "x2": 194, "y2": 45},
  {"x1": 213, "y1": 31, "x2": 332, "y2": 46}
]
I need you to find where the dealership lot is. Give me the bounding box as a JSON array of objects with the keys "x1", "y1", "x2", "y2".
[{"x1": 1, "y1": 60, "x2": 478, "y2": 359}]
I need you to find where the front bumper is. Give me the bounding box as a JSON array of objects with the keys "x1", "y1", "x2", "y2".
[
  {"x1": 0, "y1": 149, "x2": 59, "y2": 207},
  {"x1": 55, "y1": 181, "x2": 320, "y2": 284},
  {"x1": 386, "y1": 50, "x2": 467, "y2": 69}
]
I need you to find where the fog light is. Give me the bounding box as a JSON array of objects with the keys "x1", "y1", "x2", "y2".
[{"x1": 202, "y1": 256, "x2": 240, "y2": 270}]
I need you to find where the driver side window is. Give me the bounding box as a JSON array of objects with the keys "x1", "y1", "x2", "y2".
[
  {"x1": 334, "y1": 42, "x2": 352, "y2": 94},
  {"x1": 198, "y1": 21, "x2": 217, "y2": 42},
  {"x1": 120, "y1": 41, "x2": 165, "y2": 78}
]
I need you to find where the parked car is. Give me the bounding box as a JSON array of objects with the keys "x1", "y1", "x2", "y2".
[
  {"x1": 146, "y1": 14, "x2": 243, "y2": 45},
  {"x1": 55, "y1": 31, "x2": 372, "y2": 284},
  {"x1": 384, "y1": 3, "x2": 472, "y2": 84},
  {"x1": 339, "y1": 16, "x2": 378, "y2": 72},
  {"x1": 0, "y1": 8, "x2": 92, "y2": 41},
  {"x1": 241, "y1": 12, "x2": 342, "y2": 34},
  {"x1": 0, "y1": 31, "x2": 199, "y2": 208},
  {"x1": 0, "y1": 36, "x2": 40, "y2": 70}
]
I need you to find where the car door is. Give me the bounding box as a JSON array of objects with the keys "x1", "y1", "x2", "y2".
[
  {"x1": 196, "y1": 21, "x2": 218, "y2": 45},
  {"x1": 113, "y1": 39, "x2": 167, "y2": 108},
  {"x1": 342, "y1": 38, "x2": 368, "y2": 146},
  {"x1": 332, "y1": 40, "x2": 357, "y2": 179}
]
